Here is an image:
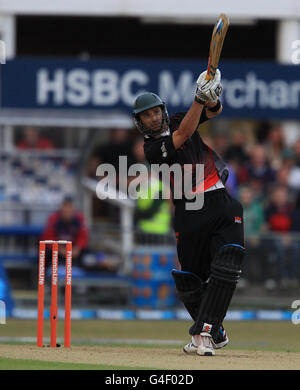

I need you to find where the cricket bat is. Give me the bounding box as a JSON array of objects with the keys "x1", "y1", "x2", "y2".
[{"x1": 206, "y1": 13, "x2": 230, "y2": 80}]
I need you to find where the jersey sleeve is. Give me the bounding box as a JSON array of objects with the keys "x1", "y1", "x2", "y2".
[{"x1": 144, "y1": 136, "x2": 176, "y2": 164}]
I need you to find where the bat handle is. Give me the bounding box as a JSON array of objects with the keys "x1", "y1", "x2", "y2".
[{"x1": 206, "y1": 56, "x2": 213, "y2": 80}]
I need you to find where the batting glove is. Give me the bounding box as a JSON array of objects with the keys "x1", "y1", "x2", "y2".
[{"x1": 195, "y1": 69, "x2": 222, "y2": 103}]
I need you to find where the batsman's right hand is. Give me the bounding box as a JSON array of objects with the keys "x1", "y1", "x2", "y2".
[{"x1": 195, "y1": 69, "x2": 222, "y2": 103}]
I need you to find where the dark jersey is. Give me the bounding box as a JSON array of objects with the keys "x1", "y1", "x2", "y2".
[{"x1": 144, "y1": 110, "x2": 226, "y2": 205}]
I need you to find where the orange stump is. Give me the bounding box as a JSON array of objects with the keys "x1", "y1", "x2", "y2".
[
  {"x1": 64, "y1": 241, "x2": 72, "y2": 348},
  {"x1": 37, "y1": 240, "x2": 72, "y2": 348},
  {"x1": 50, "y1": 241, "x2": 58, "y2": 347},
  {"x1": 37, "y1": 241, "x2": 46, "y2": 347}
]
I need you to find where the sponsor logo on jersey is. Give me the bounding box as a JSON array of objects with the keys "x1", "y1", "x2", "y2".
[
  {"x1": 234, "y1": 216, "x2": 242, "y2": 224},
  {"x1": 161, "y1": 141, "x2": 167, "y2": 157}
]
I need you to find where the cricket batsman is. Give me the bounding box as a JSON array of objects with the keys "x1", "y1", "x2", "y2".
[{"x1": 132, "y1": 69, "x2": 245, "y2": 356}]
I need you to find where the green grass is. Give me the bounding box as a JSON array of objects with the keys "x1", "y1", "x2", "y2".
[
  {"x1": 0, "y1": 356, "x2": 155, "y2": 370},
  {"x1": 1, "y1": 319, "x2": 300, "y2": 352},
  {"x1": 1, "y1": 319, "x2": 300, "y2": 371}
]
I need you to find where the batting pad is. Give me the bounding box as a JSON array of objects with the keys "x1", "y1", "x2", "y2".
[{"x1": 171, "y1": 269, "x2": 207, "y2": 321}]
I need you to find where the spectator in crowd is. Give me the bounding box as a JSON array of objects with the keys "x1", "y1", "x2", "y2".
[
  {"x1": 224, "y1": 130, "x2": 249, "y2": 167},
  {"x1": 245, "y1": 144, "x2": 276, "y2": 202},
  {"x1": 130, "y1": 138, "x2": 172, "y2": 245},
  {"x1": 90, "y1": 128, "x2": 136, "y2": 179},
  {"x1": 263, "y1": 124, "x2": 287, "y2": 171},
  {"x1": 276, "y1": 166, "x2": 291, "y2": 188},
  {"x1": 275, "y1": 166, "x2": 297, "y2": 203},
  {"x1": 288, "y1": 139, "x2": 300, "y2": 192},
  {"x1": 281, "y1": 148, "x2": 295, "y2": 170},
  {"x1": 86, "y1": 128, "x2": 136, "y2": 222},
  {"x1": 238, "y1": 185, "x2": 265, "y2": 285},
  {"x1": 265, "y1": 185, "x2": 293, "y2": 231},
  {"x1": 254, "y1": 121, "x2": 273, "y2": 143},
  {"x1": 224, "y1": 130, "x2": 249, "y2": 187},
  {"x1": 134, "y1": 173, "x2": 172, "y2": 245},
  {"x1": 42, "y1": 197, "x2": 89, "y2": 268},
  {"x1": 17, "y1": 127, "x2": 54, "y2": 150},
  {"x1": 264, "y1": 185, "x2": 296, "y2": 289}
]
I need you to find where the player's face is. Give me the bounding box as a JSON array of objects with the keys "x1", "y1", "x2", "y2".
[{"x1": 139, "y1": 106, "x2": 163, "y2": 132}]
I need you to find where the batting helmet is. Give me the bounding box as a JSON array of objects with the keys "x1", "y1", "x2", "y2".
[{"x1": 132, "y1": 92, "x2": 169, "y2": 137}]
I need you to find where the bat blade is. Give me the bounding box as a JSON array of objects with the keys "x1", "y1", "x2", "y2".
[{"x1": 206, "y1": 13, "x2": 229, "y2": 80}]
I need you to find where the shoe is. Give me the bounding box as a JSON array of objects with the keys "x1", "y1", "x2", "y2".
[
  {"x1": 183, "y1": 326, "x2": 228, "y2": 354},
  {"x1": 183, "y1": 336, "x2": 198, "y2": 354},
  {"x1": 212, "y1": 325, "x2": 229, "y2": 349},
  {"x1": 196, "y1": 333, "x2": 215, "y2": 356}
]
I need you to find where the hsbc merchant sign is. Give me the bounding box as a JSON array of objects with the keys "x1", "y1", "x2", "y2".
[{"x1": 1, "y1": 58, "x2": 300, "y2": 119}]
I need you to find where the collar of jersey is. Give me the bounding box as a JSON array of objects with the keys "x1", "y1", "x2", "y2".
[
  {"x1": 160, "y1": 128, "x2": 171, "y2": 137},
  {"x1": 144, "y1": 128, "x2": 171, "y2": 140}
]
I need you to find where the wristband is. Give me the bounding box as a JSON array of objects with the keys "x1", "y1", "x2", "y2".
[
  {"x1": 207, "y1": 100, "x2": 221, "y2": 112},
  {"x1": 194, "y1": 96, "x2": 206, "y2": 105}
]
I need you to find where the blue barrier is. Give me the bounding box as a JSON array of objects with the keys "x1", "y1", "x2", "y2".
[
  {"x1": 10, "y1": 308, "x2": 296, "y2": 321},
  {"x1": 0, "y1": 225, "x2": 43, "y2": 235}
]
